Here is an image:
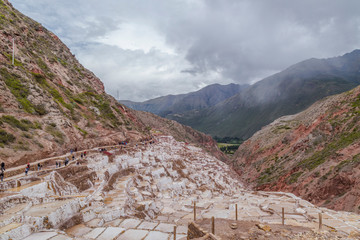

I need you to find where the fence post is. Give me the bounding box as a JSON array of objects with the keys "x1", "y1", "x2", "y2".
[
  {"x1": 194, "y1": 201, "x2": 196, "y2": 221},
  {"x1": 282, "y1": 207, "x2": 285, "y2": 225},
  {"x1": 173, "y1": 226, "x2": 176, "y2": 240},
  {"x1": 235, "y1": 204, "x2": 238, "y2": 221},
  {"x1": 211, "y1": 216, "x2": 215, "y2": 234}
]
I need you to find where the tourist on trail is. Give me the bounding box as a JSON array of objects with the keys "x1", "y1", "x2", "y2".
[
  {"x1": 0, "y1": 169, "x2": 4, "y2": 181},
  {"x1": 70, "y1": 149, "x2": 73, "y2": 154},
  {"x1": 84, "y1": 151, "x2": 86, "y2": 157},
  {"x1": 72, "y1": 155, "x2": 75, "y2": 161},
  {"x1": 37, "y1": 163, "x2": 41, "y2": 171},
  {"x1": 56, "y1": 162, "x2": 58, "y2": 168},
  {"x1": 25, "y1": 167, "x2": 29, "y2": 176},
  {"x1": 1, "y1": 162, "x2": 5, "y2": 171},
  {"x1": 66, "y1": 157, "x2": 69, "y2": 162},
  {"x1": 59, "y1": 162, "x2": 61, "y2": 167},
  {"x1": 80, "y1": 153, "x2": 83, "y2": 158}
]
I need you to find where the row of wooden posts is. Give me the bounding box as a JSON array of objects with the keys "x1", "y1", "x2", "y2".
[
  {"x1": 171, "y1": 203, "x2": 324, "y2": 239},
  {"x1": 171, "y1": 202, "x2": 324, "y2": 238}
]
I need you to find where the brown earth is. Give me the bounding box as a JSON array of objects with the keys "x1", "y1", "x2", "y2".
[
  {"x1": 195, "y1": 219, "x2": 346, "y2": 240},
  {"x1": 231, "y1": 85, "x2": 360, "y2": 213},
  {"x1": 0, "y1": 0, "x2": 223, "y2": 167}
]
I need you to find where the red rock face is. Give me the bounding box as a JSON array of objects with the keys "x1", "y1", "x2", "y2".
[{"x1": 232, "y1": 86, "x2": 360, "y2": 213}]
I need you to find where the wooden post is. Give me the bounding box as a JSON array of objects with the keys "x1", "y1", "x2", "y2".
[
  {"x1": 173, "y1": 226, "x2": 176, "y2": 240},
  {"x1": 194, "y1": 201, "x2": 196, "y2": 221},
  {"x1": 211, "y1": 216, "x2": 215, "y2": 234},
  {"x1": 319, "y1": 213, "x2": 322, "y2": 230},
  {"x1": 282, "y1": 207, "x2": 285, "y2": 225},
  {"x1": 235, "y1": 204, "x2": 238, "y2": 221}
]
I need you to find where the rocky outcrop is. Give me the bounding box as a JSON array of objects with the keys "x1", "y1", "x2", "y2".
[
  {"x1": 232, "y1": 85, "x2": 360, "y2": 213},
  {"x1": 0, "y1": 0, "x2": 223, "y2": 166}
]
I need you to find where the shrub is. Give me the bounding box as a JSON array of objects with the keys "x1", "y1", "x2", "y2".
[
  {"x1": 1, "y1": 115, "x2": 38, "y2": 131},
  {"x1": 45, "y1": 124, "x2": 64, "y2": 144},
  {"x1": 1, "y1": 68, "x2": 34, "y2": 113},
  {"x1": 0, "y1": 129, "x2": 15, "y2": 144}
]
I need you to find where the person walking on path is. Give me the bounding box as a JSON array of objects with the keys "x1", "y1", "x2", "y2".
[
  {"x1": 25, "y1": 163, "x2": 30, "y2": 176},
  {"x1": 37, "y1": 163, "x2": 41, "y2": 171},
  {"x1": 1, "y1": 162, "x2": 5, "y2": 171},
  {"x1": 0, "y1": 169, "x2": 4, "y2": 181}
]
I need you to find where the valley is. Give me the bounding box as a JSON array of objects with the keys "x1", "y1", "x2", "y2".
[{"x1": 1, "y1": 0, "x2": 360, "y2": 239}]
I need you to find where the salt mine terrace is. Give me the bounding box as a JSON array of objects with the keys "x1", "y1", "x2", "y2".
[{"x1": 0, "y1": 135, "x2": 359, "y2": 240}]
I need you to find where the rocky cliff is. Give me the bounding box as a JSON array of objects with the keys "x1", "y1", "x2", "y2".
[
  {"x1": 0, "y1": 0, "x2": 221, "y2": 166},
  {"x1": 232, "y1": 85, "x2": 360, "y2": 213}
]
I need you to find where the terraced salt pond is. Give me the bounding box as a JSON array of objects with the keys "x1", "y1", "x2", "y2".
[{"x1": 0, "y1": 136, "x2": 360, "y2": 239}]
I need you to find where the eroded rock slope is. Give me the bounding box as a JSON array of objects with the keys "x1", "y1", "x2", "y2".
[{"x1": 232, "y1": 85, "x2": 360, "y2": 213}]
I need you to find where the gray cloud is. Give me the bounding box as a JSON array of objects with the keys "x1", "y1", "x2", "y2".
[{"x1": 10, "y1": 0, "x2": 360, "y2": 101}]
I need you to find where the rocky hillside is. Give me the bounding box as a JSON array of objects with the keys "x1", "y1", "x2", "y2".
[
  {"x1": 120, "y1": 83, "x2": 248, "y2": 117},
  {"x1": 231, "y1": 85, "x2": 360, "y2": 213},
  {"x1": 171, "y1": 50, "x2": 360, "y2": 139},
  {"x1": 0, "y1": 0, "x2": 221, "y2": 166}
]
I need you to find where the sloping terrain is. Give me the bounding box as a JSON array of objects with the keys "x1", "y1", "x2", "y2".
[
  {"x1": 1, "y1": 136, "x2": 359, "y2": 239},
  {"x1": 232, "y1": 85, "x2": 360, "y2": 213},
  {"x1": 0, "y1": 0, "x2": 221, "y2": 166},
  {"x1": 120, "y1": 83, "x2": 248, "y2": 117},
  {"x1": 170, "y1": 50, "x2": 360, "y2": 139}
]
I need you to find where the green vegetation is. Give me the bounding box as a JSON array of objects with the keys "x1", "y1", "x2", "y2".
[
  {"x1": 218, "y1": 143, "x2": 240, "y2": 154},
  {"x1": 287, "y1": 171, "x2": 303, "y2": 184},
  {"x1": 299, "y1": 130, "x2": 360, "y2": 170},
  {"x1": 1, "y1": 68, "x2": 35, "y2": 113},
  {"x1": 334, "y1": 154, "x2": 360, "y2": 173},
  {"x1": 75, "y1": 125, "x2": 88, "y2": 137},
  {"x1": 4, "y1": 52, "x2": 23, "y2": 67},
  {"x1": 0, "y1": 115, "x2": 39, "y2": 131},
  {"x1": 78, "y1": 91, "x2": 120, "y2": 127},
  {"x1": 45, "y1": 124, "x2": 64, "y2": 144},
  {"x1": 0, "y1": 129, "x2": 15, "y2": 146},
  {"x1": 32, "y1": 72, "x2": 74, "y2": 114},
  {"x1": 257, "y1": 164, "x2": 281, "y2": 185}
]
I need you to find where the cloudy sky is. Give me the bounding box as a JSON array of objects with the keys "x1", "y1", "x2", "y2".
[{"x1": 10, "y1": 0, "x2": 360, "y2": 101}]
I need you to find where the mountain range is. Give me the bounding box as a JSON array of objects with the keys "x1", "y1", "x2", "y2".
[
  {"x1": 120, "y1": 83, "x2": 248, "y2": 117},
  {"x1": 122, "y1": 50, "x2": 360, "y2": 140}
]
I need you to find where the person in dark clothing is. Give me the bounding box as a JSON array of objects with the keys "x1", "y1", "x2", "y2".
[
  {"x1": 1, "y1": 162, "x2": 5, "y2": 171},
  {"x1": 38, "y1": 163, "x2": 41, "y2": 171},
  {"x1": 0, "y1": 169, "x2": 4, "y2": 181},
  {"x1": 56, "y1": 162, "x2": 58, "y2": 168},
  {"x1": 84, "y1": 151, "x2": 87, "y2": 157}
]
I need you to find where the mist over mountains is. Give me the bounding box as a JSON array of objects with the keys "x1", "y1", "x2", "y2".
[
  {"x1": 120, "y1": 83, "x2": 249, "y2": 117},
  {"x1": 122, "y1": 50, "x2": 360, "y2": 140}
]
